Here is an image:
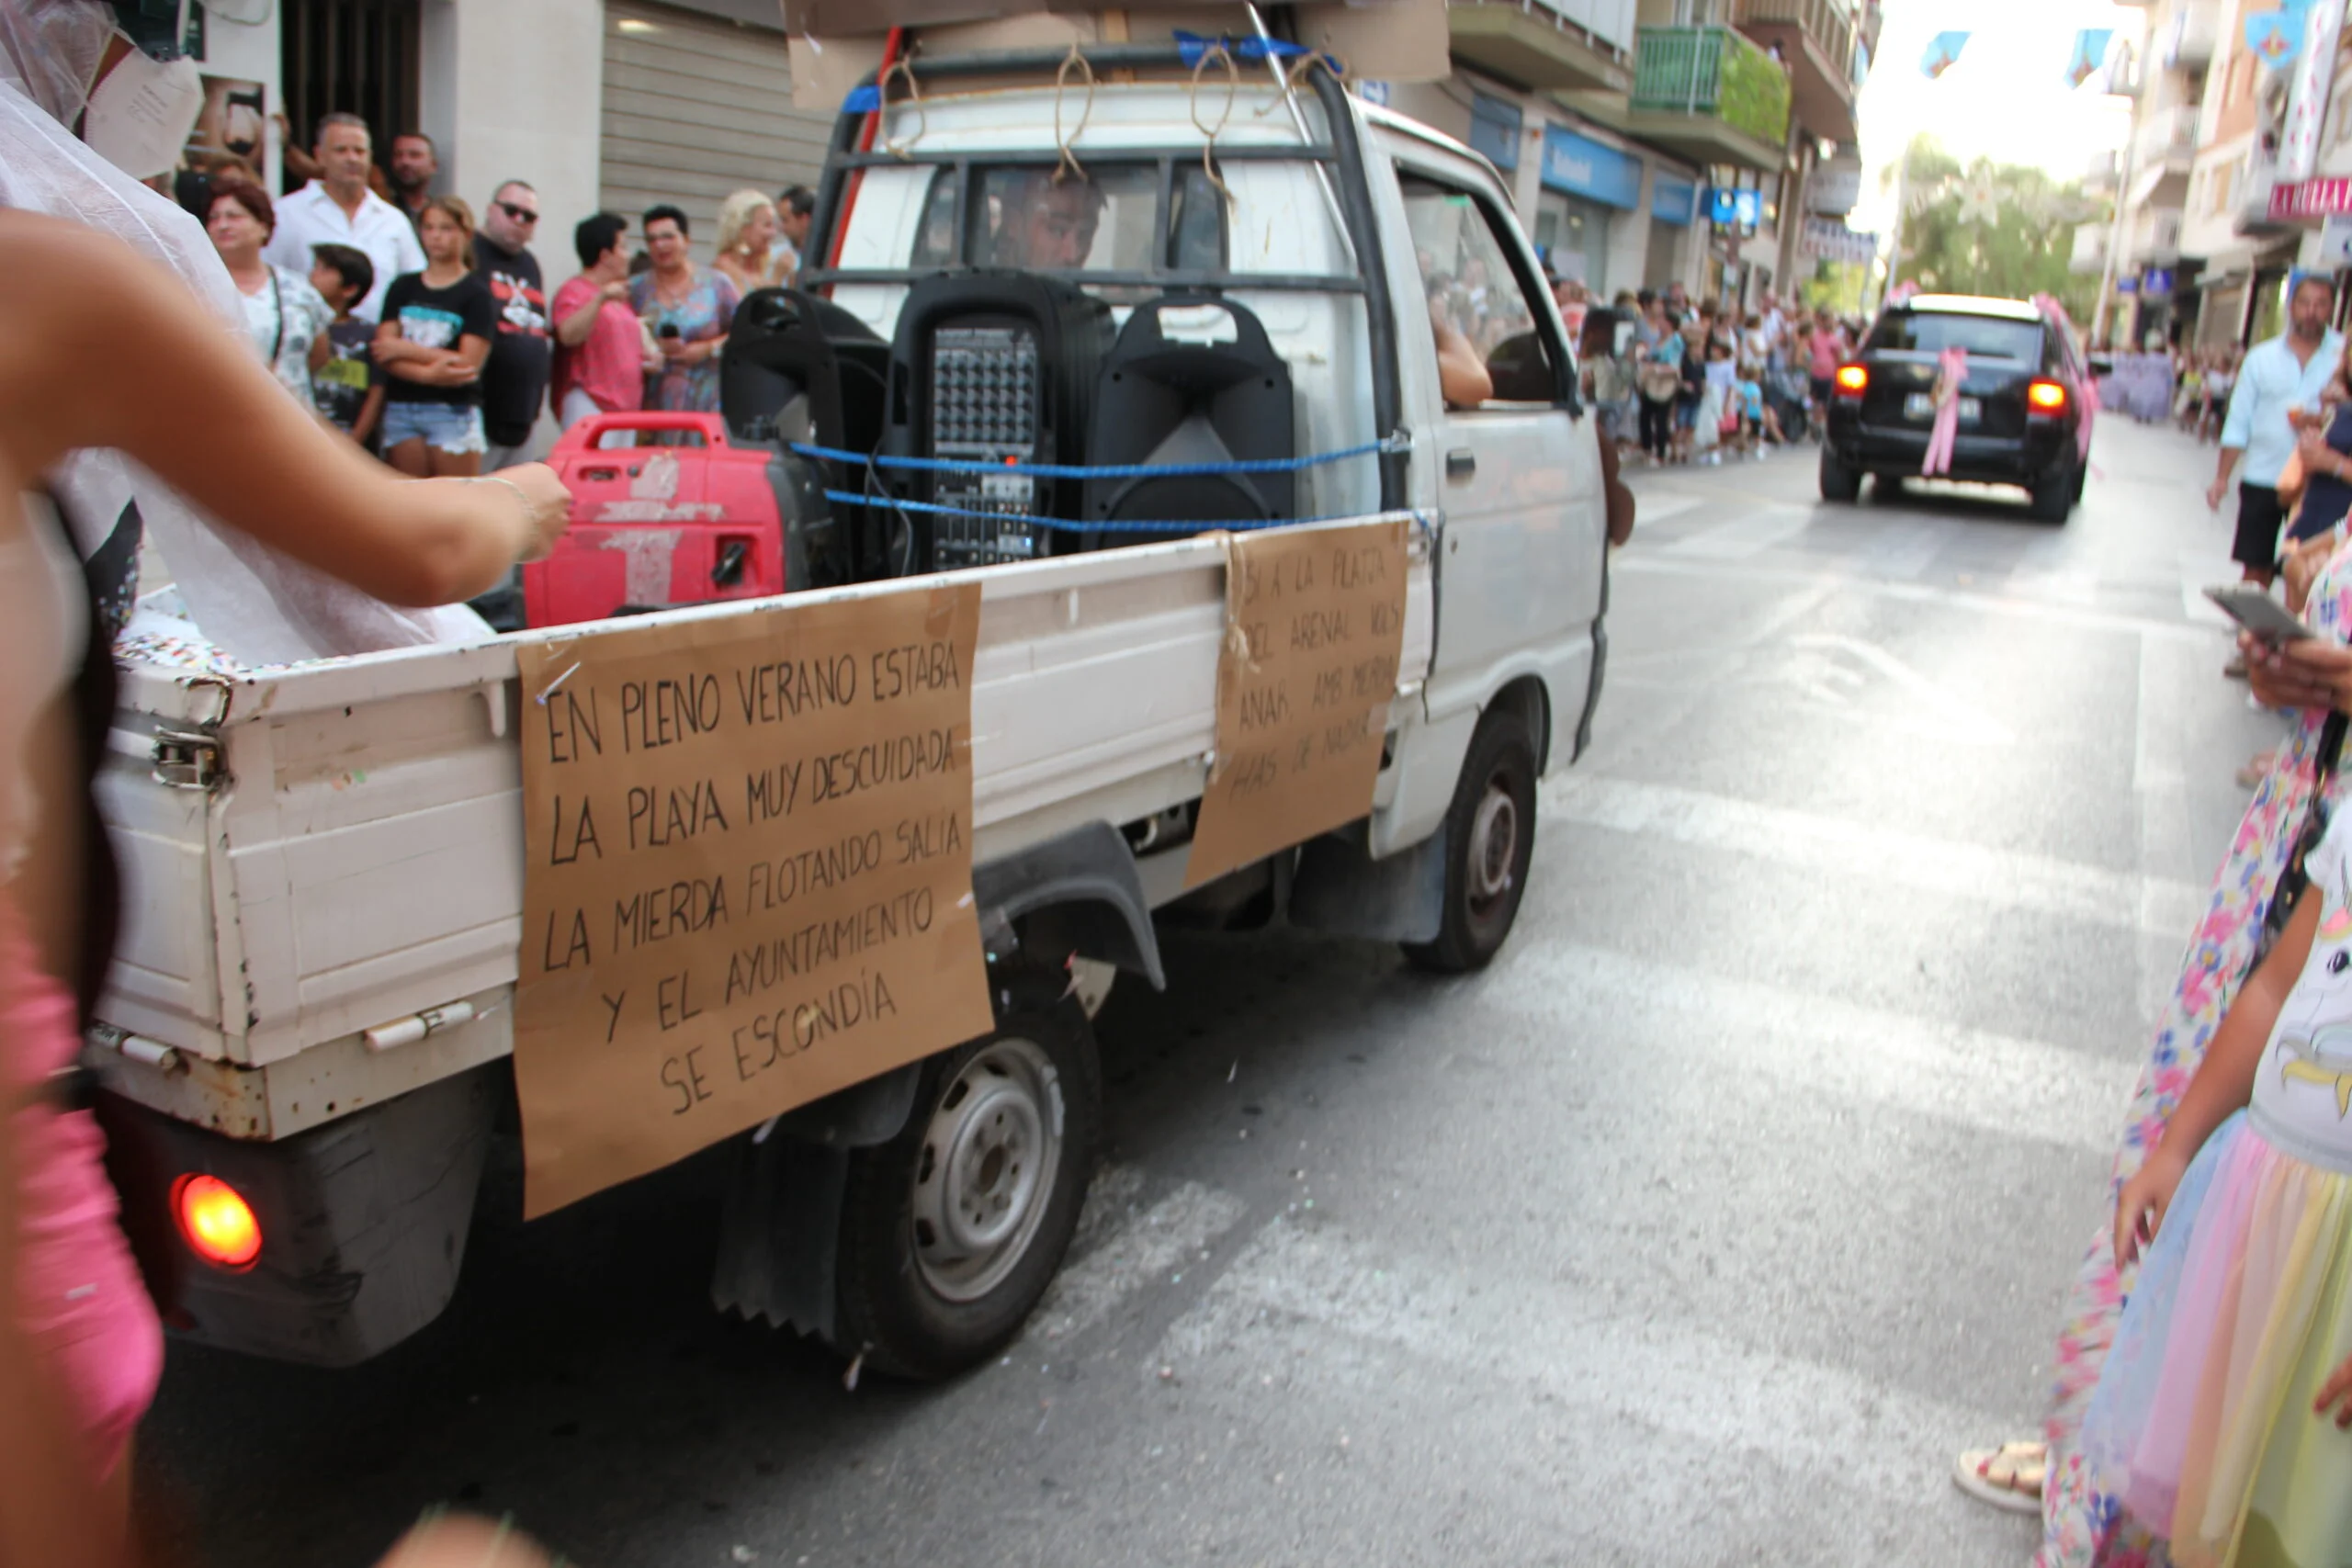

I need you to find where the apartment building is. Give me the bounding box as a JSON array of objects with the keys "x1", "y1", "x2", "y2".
[
  {"x1": 2093, "y1": 0, "x2": 2352, "y2": 352},
  {"x1": 1390, "y1": 0, "x2": 1876, "y2": 303},
  {"x1": 148, "y1": 0, "x2": 1872, "y2": 310}
]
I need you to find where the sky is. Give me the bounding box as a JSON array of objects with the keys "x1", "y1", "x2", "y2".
[{"x1": 1849, "y1": 0, "x2": 2142, "y2": 232}]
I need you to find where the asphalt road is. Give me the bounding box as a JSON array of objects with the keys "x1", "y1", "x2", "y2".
[{"x1": 141, "y1": 416, "x2": 2288, "y2": 1568}]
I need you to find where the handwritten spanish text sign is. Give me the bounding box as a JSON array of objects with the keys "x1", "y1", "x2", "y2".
[
  {"x1": 514, "y1": 585, "x2": 992, "y2": 1218},
  {"x1": 1184, "y1": 519, "x2": 1410, "y2": 890}
]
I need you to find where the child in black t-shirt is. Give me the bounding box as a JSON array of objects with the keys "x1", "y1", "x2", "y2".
[{"x1": 307, "y1": 243, "x2": 384, "y2": 449}]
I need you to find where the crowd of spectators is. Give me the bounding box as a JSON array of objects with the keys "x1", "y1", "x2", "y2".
[
  {"x1": 177, "y1": 115, "x2": 822, "y2": 466},
  {"x1": 1570, "y1": 284, "x2": 1861, "y2": 468}
]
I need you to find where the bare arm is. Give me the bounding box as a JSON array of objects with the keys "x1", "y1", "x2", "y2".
[
  {"x1": 0, "y1": 210, "x2": 562, "y2": 606},
  {"x1": 2116, "y1": 888, "x2": 2315, "y2": 1263},
  {"x1": 555, "y1": 284, "x2": 616, "y2": 347}
]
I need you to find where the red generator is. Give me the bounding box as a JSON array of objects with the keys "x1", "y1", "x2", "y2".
[{"x1": 524, "y1": 411, "x2": 787, "y2": 627}]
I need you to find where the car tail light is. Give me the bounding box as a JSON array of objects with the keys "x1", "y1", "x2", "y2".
[
  {"x1": 1834, "y1": 365, "x2": 1868, "y2": 396},
  {"x1": 2027, "y1": 378, "x2": 2068, "y2": 413},
  {"x1": 174, "y1": 1174, "x2": 261, "y2": 1270}
]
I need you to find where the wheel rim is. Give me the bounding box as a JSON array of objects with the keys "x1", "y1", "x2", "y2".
[
  {"x1": 910, "y1": 1037, "x2": 1064, "y2": 1303},
  {"x1": 1465, "y1": 775, "x2": 1520, "y2": 919}
]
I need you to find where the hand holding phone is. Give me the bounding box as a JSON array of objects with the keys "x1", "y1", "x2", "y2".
[{"x1": 2207, "y1": 583, "x2": 2315, "y2": 645}]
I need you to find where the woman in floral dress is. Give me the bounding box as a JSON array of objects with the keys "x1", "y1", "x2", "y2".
[
  {"x1": 628, "y1": 203, "x2": 739, "y2": 415},
  {"x1": 1961, "y1": 527, "x2": 2352, "y2": 1565}
]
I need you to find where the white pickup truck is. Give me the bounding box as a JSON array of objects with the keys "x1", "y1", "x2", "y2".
[{"x1": 87, "y1": 46, "x2": 1611, "y2": 1378}]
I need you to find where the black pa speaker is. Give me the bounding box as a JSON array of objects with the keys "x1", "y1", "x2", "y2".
[
  {"x1": 1080, "y1": 295, "x2": 1295, "y2": 548},
  {"x1": 883, "y1": 272, "x2": 1114, "y2": 573}
]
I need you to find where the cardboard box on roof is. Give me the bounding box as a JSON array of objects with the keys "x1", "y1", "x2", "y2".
[{"x1": 781, "y1": 2, "x2": 1445, "y2": 111}]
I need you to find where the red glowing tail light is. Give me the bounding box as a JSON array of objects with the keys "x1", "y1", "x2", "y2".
[
  {"x1": 1834, "y1": 365, "x2": 1868, "y2": 395},
  {"x1": 174, "y1": 1174, "x2": 261, "y2": 1270},
  {"x1": 2027, "y1": 378, "x2": 2068, "y2": 413}
]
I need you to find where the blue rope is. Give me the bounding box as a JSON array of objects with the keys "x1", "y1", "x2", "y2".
[
  {"x1": 821, "y1": 489, "x2": 1426, "y2": 536},
  {"x1": 787, "y1": 436, "x2": 1403, "y2": 481}
]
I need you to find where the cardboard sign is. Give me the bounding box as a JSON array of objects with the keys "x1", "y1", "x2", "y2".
[
  {"x1": 1184, "y1": 519, "x2": 1409, "y2": 889},
  {"x1": 514, "y1": 585, "x2": 993, "y2": 1218}
]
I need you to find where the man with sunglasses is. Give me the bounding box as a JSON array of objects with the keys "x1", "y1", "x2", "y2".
[{"x1": 474, "y1": 180, "x2": 553, "y2": 470}]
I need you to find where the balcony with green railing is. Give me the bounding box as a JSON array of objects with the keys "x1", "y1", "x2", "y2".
[{"x1": 1627, "y1": 25, "x2": 1791, "y2": 172}]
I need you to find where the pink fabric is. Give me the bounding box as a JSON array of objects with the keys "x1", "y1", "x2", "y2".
[
  {"x1": 2077, "y1": 375, "x2": 2099, "y2": 465},
  {"x1": 2, "y1": 895, "x2": 161, "y2": 1482},
  {"x1": 1920, "y1": 346, "x2": 1968, "y2": 478},
  {"x1": 2119, "y1": 1128, "x2": 2269, "y2": 1527},
  {"x1": 1809, "y1": 330, "x2": 1841, "y2": 380},
  {"x1": 551, "y1": 275, "x2": 644, "y2": 417}
]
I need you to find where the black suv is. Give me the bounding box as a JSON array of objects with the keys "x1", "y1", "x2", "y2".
[{"x1": 1820, "y1": 294, "x2": 2091, "y2": 523}]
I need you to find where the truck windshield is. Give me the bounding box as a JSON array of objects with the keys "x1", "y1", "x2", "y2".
[
  {"x1": 943, "y1": 164, "x2": 1226, "y2": 274},
  {"x1": 1865, "y1": 312, "x2": 2041, "y2": 360}
]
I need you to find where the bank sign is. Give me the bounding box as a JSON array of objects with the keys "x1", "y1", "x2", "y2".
[{"x1": 1540, "y1": 126, "x2": 1642, "y2": 210}]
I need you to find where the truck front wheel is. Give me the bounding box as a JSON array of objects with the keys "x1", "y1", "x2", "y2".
[
  {"x1": 833, "y1": 972, "x2": 1101, "y2": 1379},
  {"x1": 1402, "y1": 707, "x2": 1538, "y2": 974}
]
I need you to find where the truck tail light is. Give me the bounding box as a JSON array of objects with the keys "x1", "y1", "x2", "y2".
[
  {"x1": 174, "y1": 1174, "x2": 261, "y2": 1270},
  {"x1": 2027, "y1": 378, "x2": 2068, "y2": 413},
  {"x1": 1834, "y1": 365, "x2": 1868, "y2": 396}
]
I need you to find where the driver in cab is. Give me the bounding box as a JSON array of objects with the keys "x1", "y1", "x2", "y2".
[{"x1": 990, "y1": 171, "x2": 1106, "y2": 269}]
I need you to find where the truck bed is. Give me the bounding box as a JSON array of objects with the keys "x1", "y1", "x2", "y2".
[{"x1": 93, "y1": 528, "x2": 1433, "y2": 1139}]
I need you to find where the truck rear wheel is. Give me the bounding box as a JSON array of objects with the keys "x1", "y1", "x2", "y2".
[
  {"x1": 833, "y1": 972, "x2": 1100, "y2": 1380},
  {"x1": 1402, "y1": 707, "x2": 1538, "y2": 974}
]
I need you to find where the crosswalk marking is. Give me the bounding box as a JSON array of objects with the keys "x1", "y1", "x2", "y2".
[
  {"x1": 1659, "y1": 504, "x2": 1815, "y2": 559},
  {"x1": 1151, "y1": 1215, "x2": 2030, "y2": 1567},
  {"x1": 1546, "y1": 774, "x2": 2207, "y2": 943},
  {"x1": 1619, "y1": 552, "x2": 2218, "y2": 642},
  {"x1": 1481, "y1": 938, "x2": 2137, "y2": 1155}
]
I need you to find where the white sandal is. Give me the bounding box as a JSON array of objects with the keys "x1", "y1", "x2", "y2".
[{"x1": 1951, "y1": 1440, "x2": 2044, "y2": 1515}]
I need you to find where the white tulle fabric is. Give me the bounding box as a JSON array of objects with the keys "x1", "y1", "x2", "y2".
[{"x1": 0, "y1": 29, "x2": 489, "y2": 666}]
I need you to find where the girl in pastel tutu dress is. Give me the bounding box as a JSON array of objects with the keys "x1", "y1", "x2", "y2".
[{"x1": 2082, "y1": 807, "x2": 2352, "y2": 1567}]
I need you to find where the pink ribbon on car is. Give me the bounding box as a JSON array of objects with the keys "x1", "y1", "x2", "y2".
[{"x1": 1920, "y1": 346, "x2": 1967, "y2": 479}]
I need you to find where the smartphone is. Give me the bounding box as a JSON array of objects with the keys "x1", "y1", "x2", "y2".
[{"x1": 2205, "y1": 583, "x2": 2315, "y2": 644}]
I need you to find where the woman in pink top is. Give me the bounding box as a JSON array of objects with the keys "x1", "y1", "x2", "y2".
[
  {"x1": 1807, "y1": 312, "x2": 1847, "y2": 410},
  {"x1": 552, "y1": 213, "x2": 651, "y2": 429}
]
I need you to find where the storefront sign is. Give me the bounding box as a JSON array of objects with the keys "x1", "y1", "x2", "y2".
[
  {"x1": 1541, "y1": 125, "x2": 1642, "y2": 210},
  {"x1": 2270, "y1": 175, "x2": 2352, "y2": 219},
  {"x1": 1652, "y1": 174, "x2": 1697, "y2": 227},
  {"x1": 2142, "y1": 266, "x2": 2176, "y2": 297},
  {"x1": 1798, "y1": 218, "x2": 1877, "y2": 264},
  {"x1": 1808, "y1": 158, "x2": 1863, "y2": 217},
  {"x1": 1468, "y1": 90, "x2": 1523, "y2": 173},
  {"x1": 2116, "y1": 275, "x2": 2140, "y2": 293},
  {"x1": 1706, "y1": 186, "x2": 1764, "y2": 227}
]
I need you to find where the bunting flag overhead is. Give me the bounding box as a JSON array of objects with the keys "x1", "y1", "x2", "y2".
[
  {"x1": 2245, "y1": 0, "x2": 2316, "y2": 68},
  {"x1": 2066, "y1": 28, "x2": 2115, "y2": 88},
  {"x1": 1920, "y1": 30, "x2": 1970, "y2": 78}
]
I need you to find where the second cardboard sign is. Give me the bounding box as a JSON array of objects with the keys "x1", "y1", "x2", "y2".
[{"x1": 1186, "y1": 518, "x2": 1410, "y2": 889}]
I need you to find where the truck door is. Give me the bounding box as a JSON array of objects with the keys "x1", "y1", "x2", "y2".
[{"x1": 1379, "y1": 144, "x2": 1604, "y2": 753}]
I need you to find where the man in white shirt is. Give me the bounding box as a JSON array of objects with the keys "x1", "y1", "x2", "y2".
[
  {"x1": 2210, "y1": 273, "x2": 2342, "y2": 598},
  {"x1": 264, "y1": 113, "x2": 424, "y2": 323}
]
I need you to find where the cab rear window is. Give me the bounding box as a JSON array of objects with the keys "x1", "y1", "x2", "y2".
[{"x1": 1865, "y1": 312, "x2": 2042, "y2": 360}]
